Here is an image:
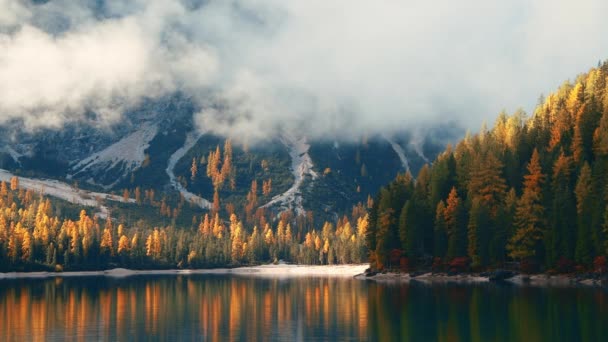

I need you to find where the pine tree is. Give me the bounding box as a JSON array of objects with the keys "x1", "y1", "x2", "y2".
[
  {"x1": 508, "y1": 149, "x2": 545, "y2": 262},
  {"x1": 467, "y1": 152, "x2": 507, "y2": 216},
  {"x1": 10, "y1": 176, "x2": 18, "y2": 191},
  {"x1": 190, "y1": 158, "x2": 198, "y2": 181},
  {"x1": 445, "y1": 187, "x2": 466, "y2": 258},
  {"x1": 575, "y1": 163, "x2": 593, "y2": 265},
  {"x1": 430, "y1": 150, "x2": 456, "y2": 208},
  {"x1": 433, "y1": 201, "x2": 448, "y2": 258},
  {"x1": 467, "y1": 197, "x2": 490, "y2": 268},
  {"x1": 604, "y1": 204, "x2": 608, "y2": 256},
  {"x1": 231, "y1": 221, "x2": 244, "y2": 264},
  {"x1": 398, "y1": 201, "x2": 411, "y2": 255},
  {"x1": 21, "y1": 231, "x2": 32, "y2": 263},
  {"x1": 491, "y1": 188, "x2": 517, "y2": 264},
  {"x1": 547, "y1": 152, "x2": 576, "y2": 266},
  {"x1": 100, "y1": 224, "x2": 114, "y2": 258},
  {"x1": 118, "y1": 235, "x2": 130, "y2": 256},
  {"x1": 375, "y1": 208, "x2": 394, "y2": 269},
  {"x1": 593, "y1": 110, "x2": 608, "y2": 156},
  {"x1": 366, "y1": 193, "x2": 380, "y2": 253}
]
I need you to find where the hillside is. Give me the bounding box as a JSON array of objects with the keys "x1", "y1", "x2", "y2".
[
  {"x1": 0, "y1": 94, "x2": 455, "y2": 226},
  {"x1": 367, "y1": 61, "x2": 608, "y2": 273}
]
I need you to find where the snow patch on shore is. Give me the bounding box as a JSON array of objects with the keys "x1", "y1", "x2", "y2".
[
  {"x1": 0, "y1": 169, "x2": 135, "y2": 218},
  {"x1": 166, "y1": 131, "x2": 212, "y2": 209},
  {"x1": 262, "y1": 134, "x2": 318, "y2": 215},
  {"x1": 231, "y1": 264, "x2": 367, "y2": 277},
  {"x1": 0, "y1": 264, "x2": 369, "y2": 279}
]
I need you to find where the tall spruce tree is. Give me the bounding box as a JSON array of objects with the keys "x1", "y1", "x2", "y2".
[
  {"x1": 508, "y1": 149, "x2": 545, "y2": 262},
  {"x1": 445, "y1": 187, "x2": 466, "y2": 258},
  {"x1": 575, "y1": 163, "x2": 593, "y2": 265}
]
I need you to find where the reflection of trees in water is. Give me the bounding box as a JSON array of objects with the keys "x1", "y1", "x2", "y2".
[
  {"x1": 365, "y1": 283, "x2": 608, "y2": 342},
  {"x1": 1, "y1": 278, "x2": 608, "y2": 341},
  {"x1": 0, "y1": 276, "x2": 370, "y2": 341}
]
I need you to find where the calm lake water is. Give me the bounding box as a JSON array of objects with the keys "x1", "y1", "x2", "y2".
[{"x1": 1, "y1": 275, "x2": 607, "y2": 341}]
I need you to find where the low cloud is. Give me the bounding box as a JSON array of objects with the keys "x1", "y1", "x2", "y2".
[{"x1": 1, "y1": 0, "x2": 607, "y2": 140}]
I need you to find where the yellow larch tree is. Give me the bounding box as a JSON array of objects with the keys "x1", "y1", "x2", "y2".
[{"x1": 190, "y1": 157, "x2": 198, "y2": 181}]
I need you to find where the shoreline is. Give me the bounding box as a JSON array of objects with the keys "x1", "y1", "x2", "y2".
[
  {"x1": 358, "y1": 271, "x2": 608, "y2": 287},
  {"x1": 0, "y1": 264, "x2": 369, "y2": 280},
  {"x1": 2, "y1": 264, "x2": 606, "y2": 287}
]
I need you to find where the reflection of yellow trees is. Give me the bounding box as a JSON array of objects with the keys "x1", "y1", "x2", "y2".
[{"x1": 2, "y1": 279, "x2": 608, "y2": 341}]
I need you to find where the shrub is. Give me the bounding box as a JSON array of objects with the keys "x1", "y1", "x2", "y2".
[
  {"x1": 448, "y1": 257, "x2": 470, "y2": 273},
  {"x1": 432, "y1": 257, "x2": 444, "y2": 272},
  {"x1": 520, "y1": 259, "x2": 539, "y2": 274},
  {"x1": 556, "y1": 257, "x2": 575, "y2": 273},
  {"x1": 593, "y1": 256, "x2": 607, "y2": 274},
  {"x1": 399, "y1": 257, "x2": 409, "y2": 272}
]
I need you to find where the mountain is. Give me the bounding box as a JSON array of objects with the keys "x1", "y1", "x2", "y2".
[{"x1": 0, "y1": 94, "x2": 458, "y2": 225}]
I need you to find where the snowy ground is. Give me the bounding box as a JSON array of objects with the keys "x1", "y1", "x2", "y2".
[
  {"x1": 165, "y1": 131, "x2": 212, "y2": 209},
  {"x1": 0, "y1": 169, "x2": 135, "y2": 218},
  {"x1": 0, "y1": 264, "x2": 369, "y2": 279},
  {"x1": 262, "y1": 134, "x2": 318, "y2": 215},
  {"x1": 70, "y1": 122, "x2": 159, "y2": 189}
]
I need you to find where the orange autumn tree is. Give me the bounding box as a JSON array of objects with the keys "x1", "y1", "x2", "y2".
[{"x1": 507, "y1": 149, "x2": 545, "y2": 262}]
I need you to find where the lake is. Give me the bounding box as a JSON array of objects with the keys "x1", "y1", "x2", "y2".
[{"x1": 0, "y1": 274, "x2": 607, "y2": 341}]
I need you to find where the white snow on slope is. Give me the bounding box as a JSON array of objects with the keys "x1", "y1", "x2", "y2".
[
  {"x1": 262, "y1": 134, "x2": 318, "y2": 216},
  {"x1": 0, "y1": 169, "x2": 135, "y2": 218},
  {"x1": 166, "y1": 131, "x2": 212, "y2": 209},
  {"x1": 70, "y1": 122, "x2": 158, "y2": 188},
  {"x1": 384, "y1": 136, "x2": 411, "y2": 174},
  {"x1": 409, "y1": 134, "x2": 430, "y2": 163},
  {"x1": 0, "y1": 145, "x2": 22, "y2": 164}
]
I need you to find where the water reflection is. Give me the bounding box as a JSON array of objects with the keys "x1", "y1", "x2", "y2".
[
  {"x1": 0, "y1": 276, "x2": 607, "y2": 341},
  {"x1": 366, "y1": 282, "x2": 608, "y2": 342},
  {"x1": 0, "y1": 276, "x2": 367, "y2": 341}
]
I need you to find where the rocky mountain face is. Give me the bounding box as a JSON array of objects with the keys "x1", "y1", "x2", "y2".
[{"x1": 0, "y1": 95, "x2": 459, "y2": 221}]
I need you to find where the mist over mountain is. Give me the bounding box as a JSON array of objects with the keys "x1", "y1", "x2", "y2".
[{"x1": 1, "y1": 0, "x2": 607, "y2": 142}]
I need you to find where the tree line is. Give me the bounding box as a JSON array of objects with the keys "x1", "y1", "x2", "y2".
[
  {"x1": 367, "y1": 61, "x2": 608, "y2": 273},
  {"x1": 0, "y1": 177, "x2": 368, "y2": 271}
]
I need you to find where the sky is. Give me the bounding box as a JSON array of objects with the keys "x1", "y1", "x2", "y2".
[{"x1": 0, "y1": 0, "x2": 607, "y2": 141}]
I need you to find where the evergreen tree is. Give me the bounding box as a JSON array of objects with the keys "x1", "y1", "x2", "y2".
[
  {"x1": 366, "y1": 193, "x2": 380, "y2": 253},
  {"x1": 547, "y1": 152, "x2": 576, "y2": 266},
  {"x1": 508, "y1": 149, "x2": 545, "y2": 262},
  {"x1": 434, "y1": 201, "x2": 448, "y2": 258},
  {"x1": 467, "y1": 197, "x2": 491, "y2": 268},
  {"x1": 445, "y1": 188, "x2": 466, "y2": 258},
  {"x1": 467, "y1": 152, "x2": 507, "y2": 216},
  {"x1": 575, "y1": 163, "x2": 593, "y2": 265}
]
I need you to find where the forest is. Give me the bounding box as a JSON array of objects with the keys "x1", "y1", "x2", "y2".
[
  {"x1": 0, "y1": 175, "x2": 368, "y2": 272},
  {"x1": 367, "y1": 61, "x2": 608, "y2": 273}
]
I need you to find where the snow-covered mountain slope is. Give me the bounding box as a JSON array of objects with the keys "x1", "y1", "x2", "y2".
[
  {"x1": 69, "y1": 122, "x2": 158, "y2": 189},
  {"x1": 0, "y1": 146, "x2": 22, "y2": 164},
  {"x1": 384, "y1": 136, "x2": 412, "y2": 175},
  {"x1": 262, "y1": 134, "x2": 318, "y2": 215},
  {"x1": 166, "y1": 131, "x2": 212, "y2": 209},
  {"x1": 0, "y1": 169, "x2": 135, "y2": 218}
]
